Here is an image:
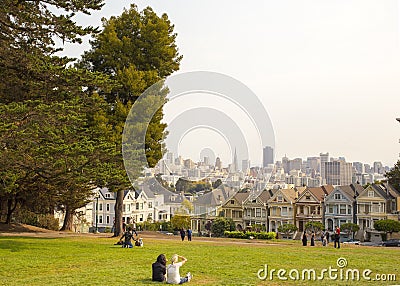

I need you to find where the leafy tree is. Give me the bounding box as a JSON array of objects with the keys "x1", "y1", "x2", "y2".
[
  {"x1": 304, "y1": 221, "x2": 324, "y2": 233},
  {"x1": 0, "y1": 1, "x2": 104, "y2": 103},
  {"x1": 211, "y1": 217, "x2": 235, "y2": 237},
  {"x1": 212, "y1": 179, "x2": 223, "y2": 189},
  {"x1": 385, "y1": 160, "x2": 400, "y2": 192},
  {"x1": 340, "y1": 223, "x2": 360, "y2": 239},
  {"x1": 170, "y1": 215, "x2": 191, "y2": 231},
  {"x1": 374, "y1": 219, "x2": 400, "y2": 234},
  {"x1": 80, "y1": 4, "x2": 181, "y2": 237},
  {"x1": 278, "y1": 224, "x2": 298, "y2": 236}
]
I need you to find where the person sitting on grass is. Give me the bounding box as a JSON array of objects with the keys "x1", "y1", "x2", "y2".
[
  {"x1": 152, "y1": 254, "x2": 167, "y2": 282},
  {"x1": 167, "y1": 254, "x2": 192, "y2": 284},
  {"x1": 120, "y1": 226, "x2": 134, "y2": 248}
]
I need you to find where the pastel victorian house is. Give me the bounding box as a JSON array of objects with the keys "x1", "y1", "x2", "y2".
[
  {"x1": 242, "y1": 189, "x2": 276, "y2": 231},
  {"x1": 356, "y1": 183, "x2": 400, "y2": 231},
  {"x1": 221, "y1": 191, "x2": 250, "y2": 231},
  {"x1": 295, "y1": 185, "x2": 333, "y2": 232},
  {"x1": 324, "y1": 184, "x2": 363, "y2": 231},
  {"x1": 267, "y1": 188, "x2": 297, "y2": 232}
]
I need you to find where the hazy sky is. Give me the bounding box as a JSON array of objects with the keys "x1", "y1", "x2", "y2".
[{"x1": 63, "y1": 0, "x2": 400, "y2": 167}]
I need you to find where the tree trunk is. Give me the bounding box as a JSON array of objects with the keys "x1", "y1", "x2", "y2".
[
  {"x1": 60, "y1": 206, "x2": 74, "y2": 231},
  {"x1": 113, "y1": 189, "x2": 124, "y2": 237},
  {"x1": 5, "y1": 196, "x2": 18, "y2": 224}
]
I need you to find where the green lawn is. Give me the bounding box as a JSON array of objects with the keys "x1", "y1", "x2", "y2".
[{"x1": 0, "y1": 234, "x2": 399, "y2": 286}]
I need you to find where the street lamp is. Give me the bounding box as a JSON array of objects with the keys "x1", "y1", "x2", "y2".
[{"x1": 94, "y1": 192, "x2": 100, "y2": 233}]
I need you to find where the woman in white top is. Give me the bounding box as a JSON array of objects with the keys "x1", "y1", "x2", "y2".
[{"x1": 167, "y1": 254, "x2": 192, "y2": 284}]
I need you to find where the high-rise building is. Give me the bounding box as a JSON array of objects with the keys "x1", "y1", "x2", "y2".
[
  {"x1": 352, "y1": 162, "x2": 364, "y2": 174},
  {"x1": 232, "y1": 148, "x2": 238, "y2": 172},
  {"x1": 324, "y1": 160, "x2": 353, "y2": 185},
  {"x1": 320, "y1": 152, "x2": 329, "y2": 182},
  {"x1": 215, "y1": 157, "x2": 222, "y2": 170},
  {"x1": 166, "y1": 152, "x2": 174, "y2": 165},
  {"x1": 289, "y1": 158, "x2": 302, "y2": 171},
  {"x1": 263, "y1": 146, "x2": 274, "y2": 167},
  {"x1": 373, "y1": 161, "x2": 383, "y2": 174},
  {"x1": 242, "y1": 159, "x2": 250, "y2": 174},
  {"x1": 282, "y1": 156, "x2": 289, "y2": 173},
  {"x1": 203, "y1": 156, "x2": 210, "y2": 166}
]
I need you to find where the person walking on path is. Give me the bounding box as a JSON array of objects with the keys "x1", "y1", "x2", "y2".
[
  {"x1": 187, "y1": 228, "x2": 192, "y2": 241},
  {"x1": 302, "y1": 231, "x2": 307, "y2": 246},
  {"x1": 180, "y1": 229, "x2": 186, "y2": 241}
]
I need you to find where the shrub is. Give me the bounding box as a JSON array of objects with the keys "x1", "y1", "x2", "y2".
[
  {"x1": 211, "y1": 217, "x2": 236, "y2": 237},
  {"x1": 224, "y1": 231, "x2": 276, "y2": 240}
]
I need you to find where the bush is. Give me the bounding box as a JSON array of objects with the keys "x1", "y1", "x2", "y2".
[
  {"x1": 136, "y1": 221, "x2": 173, "y2": 232},
  {"x1": 211, "y1": 217, "x2": 235, "y2": 237},
  {"x1": 224, "y1": 231, "x2": 276, "y2": 240},
  {"x1": 14, "y1": 209, "x2": 59, "y2": 231}
]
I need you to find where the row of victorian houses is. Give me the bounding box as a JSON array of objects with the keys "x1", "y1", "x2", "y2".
[
  {"x1": 221, "y1": 182, "x2": 400, "y2": 241},
  {"x1": 62, "y1": 179, "x2": 400, "y2": 241}
]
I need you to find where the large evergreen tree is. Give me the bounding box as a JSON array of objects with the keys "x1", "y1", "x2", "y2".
[
  {"x1": 0, "y1": 1, "x2": 118, "y2": 228},
  {"x1": 80, "y1": 4, "x2": 182, "y2": 236},
  {"x1": 385, "y1": 160, "x2": 400, "y2": 192}
]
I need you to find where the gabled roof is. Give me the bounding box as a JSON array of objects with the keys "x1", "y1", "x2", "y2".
[
  {"x1": 268, "y1": 188, "x2": 297, "y2": 204},
  {"x1": 370, "y1": 183, "x2": 400, "y2": 200},
  {"x1": 194, "y1": 187, "x2": 231, "y2": 206},
  {"x1": 308, "y1": 185, "x2": 334, "y2": 202},
  {"x1": 141, "y1": 177, "x2": 185, "y2": 204},
  {"x1": 257, "y1": 189, "x2": 276, "y2": 203},
  {"x1": 234, "y1": 192, "x2": 251, "y2": 204},
  {"x1": 357, "y1": 183, "x2": 395, "y2": 200}
]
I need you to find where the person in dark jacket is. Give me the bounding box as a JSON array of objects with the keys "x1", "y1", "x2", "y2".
[
  {"x1": 180, "y1": 229, "x2": 186, "y2": 241},
  {"x1": 152, "y1": 254, "x2": 167, "y2": 282},
  {"x1": 187, "y1": 228, "x2": 192, "y2": 241},
  {"x1": 310, "y1": 231, "x2": 315, "y2": 246},
  {"x1": 302, "y1": 231, "x2": 307, "y2": 246}
]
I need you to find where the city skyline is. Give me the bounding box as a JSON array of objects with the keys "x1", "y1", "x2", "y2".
[{"x1": 61, "y1": 0, "x2": 400, "y2": 167}]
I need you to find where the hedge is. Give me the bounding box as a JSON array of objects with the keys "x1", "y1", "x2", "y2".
[{"x1": 224, "y1": 231, "x2": 276, "y2": 240}]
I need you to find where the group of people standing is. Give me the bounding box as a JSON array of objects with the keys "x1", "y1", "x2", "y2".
[
  {"x1": 152, "y1": 254, "x2": 192, "y2": 284},
  {"x1": 302, "y1": 226, "x2": 341, "y2": 248},
  {"x1": 180, "y1": 228, "x2": 192, "y2": 241}
]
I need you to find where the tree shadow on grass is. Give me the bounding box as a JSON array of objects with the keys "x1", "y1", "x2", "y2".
[{"x1": 0, "y1": 239, "x2": 25, "y2": 252}]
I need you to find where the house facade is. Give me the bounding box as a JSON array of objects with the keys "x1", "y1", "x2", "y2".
[
  {"x1": 356, "y1": 183, "x2": 400, "y2": 231},
  {"x1": 295, "y1": 185, "x2": 333, "y2": 232},
  {"x1": 267, "y1": 188, "x2": 297, "y2": 232},
  {"x1": 242, "y1": 189, "x2": 275, "y2": 231},
  {"x1": 221, "y1": 192, "x2": 250, "y2": 231},
  {"x1": 324, "y1": 184, "x2": 363, "y2": 231}
]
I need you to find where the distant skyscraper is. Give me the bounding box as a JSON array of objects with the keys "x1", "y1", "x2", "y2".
[
  {"x1": 289, "y1": 158, "x2": 302, "y2": 171},
  {"x1": 373, "y1": 161, "x2": 383, "y2": 174},
  {"x1": 215, "y1": 157, "x2": 222, "y2": 170},
  {"x1": 324, "y1": 160, "x2": 353, "y2": 185},
  {"x1": 203, "y1": 156, "x2": 210, "y2": 166},
  {"x1": 263, "y1": 146, "x2": 274, "y2": 167},
  {"x1": 320, "y1": 152, "x2": 329, "y2": 182},
  {"x1": 242, "y1": 159, "x2": 250, "y2": 174},
  {"x1": 233, "y1": 148, "x2": 238, "y2": 172},
  {"x1": 352, "y1": 162, "x2": 364, "y2": 174},
  {"x1": 282, "y1": 156, "x2": 289, "y2": 173},
  {"x1": 166, "y1": 152, "x2": 174, "y2": 165}
]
